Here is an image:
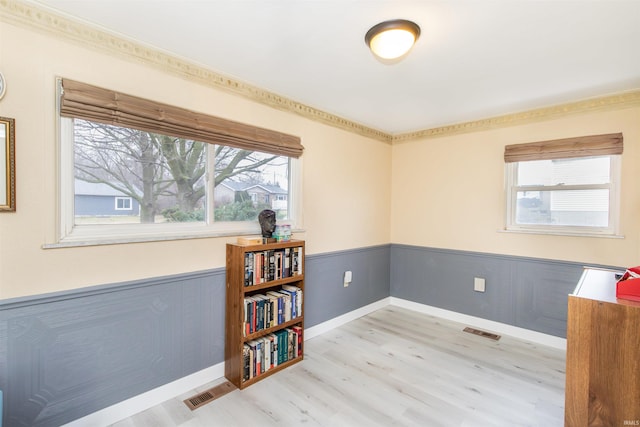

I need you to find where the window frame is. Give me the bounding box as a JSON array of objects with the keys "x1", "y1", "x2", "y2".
[
  {"x1": 54, "y1": 81, "x2": 303, "y2": 247},
  {"x1": 114, "y1": 197, "x2": 132, "y2": 211},
  {"x1": 504, "y1": 155, "x2": 621, "y2": 237}
]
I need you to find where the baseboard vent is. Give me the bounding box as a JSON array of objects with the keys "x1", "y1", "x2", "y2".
[
  {"x1": 184, "y1": 381, "x2": 236, "y2": 410},
  {"x1": 463, "y1": 327, "x2": 501, "y2": 341}
]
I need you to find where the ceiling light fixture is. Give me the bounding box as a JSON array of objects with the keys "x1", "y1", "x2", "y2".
[{"x1": 365, "y1": 19, "x2": 421, "y2": 61}]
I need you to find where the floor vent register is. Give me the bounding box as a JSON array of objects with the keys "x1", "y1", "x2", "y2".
[
  {"x1": 463, "y1": 327, "x2": 501, "y2": 341},
  {"x1": 184, "y1": 381, "x2": 236, "y2": 410}
]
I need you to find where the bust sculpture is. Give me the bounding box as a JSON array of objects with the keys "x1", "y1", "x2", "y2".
[{"x1": 258, "y1": 209, "x2": 276, "y2": 238}]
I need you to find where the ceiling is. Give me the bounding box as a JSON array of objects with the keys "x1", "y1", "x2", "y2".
[{"x1": 29, "y1": 0, "x2": 640, "y2": 135}]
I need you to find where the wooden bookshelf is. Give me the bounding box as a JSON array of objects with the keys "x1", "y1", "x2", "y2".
[{"x1": 225, "y1": 239, "x2": 305, "y2": 389}]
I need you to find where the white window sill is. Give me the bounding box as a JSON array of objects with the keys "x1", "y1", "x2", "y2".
[
  {"x1": 43, "y1": 223, "x2": 305, "y2": 249},
  {"x1": 498, "y1": 228, "x2": 624, "y2": 239}
]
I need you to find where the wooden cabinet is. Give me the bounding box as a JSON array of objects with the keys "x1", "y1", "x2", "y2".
[
  {"x1": 225, "y1": 240, "x2": 305, "y2": 389},
  {"x1": 565, "y1": 268, "x2": 640, "y2": 426}
]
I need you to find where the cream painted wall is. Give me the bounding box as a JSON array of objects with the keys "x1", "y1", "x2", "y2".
[
  {"x1": 0, "y1": 22, "x2": 391, "y2": 299},
  {"x1": 1, "y1": 11, "x2": 637, "y2": 301},
  {"x1": 391, "y1": 107, "x2": 640, "y2": 267}
]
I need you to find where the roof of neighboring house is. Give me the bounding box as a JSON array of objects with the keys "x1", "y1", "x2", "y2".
[
  {"x1": 75, "y1": 179, "x2": 130, "y2": 197},
  {"x1": 218, "y1": 181, "x2": 249, "y2": 192},
  {"x1": 219, "y1": 180, "x2": 287, "y2": 195},
  {"x1": 245, "y1": 184, "x2": 287, "y2": 195}
]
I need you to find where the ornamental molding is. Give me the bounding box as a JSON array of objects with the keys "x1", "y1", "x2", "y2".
[
  {"x1": 2, "y1": 0, "x2": 640, "y2": 145},
  {"x1": 392, "y1": 90, "x2": 640, "y2": 144},
  {"x1": 0, "y1": 0, "x2": 391, "y2": 143}
]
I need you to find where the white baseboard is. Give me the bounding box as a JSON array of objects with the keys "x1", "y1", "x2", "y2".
[
  {"x1": 61, "y1": 363, "x2": 224, "y2": 427},
  {"x1": 304, "y1": 297, "x2": 391, "y2": 340},
  {"x1": 63, "y1": 296, "x2": 564, "y2": 426},
  {"x1": 389, "y1": 297, "x2": 567, "y2": 351}
]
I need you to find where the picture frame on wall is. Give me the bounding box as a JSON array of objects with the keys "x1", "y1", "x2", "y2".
[{"x1": 0, "y1": 116, "x2": 16, "y2": 211}]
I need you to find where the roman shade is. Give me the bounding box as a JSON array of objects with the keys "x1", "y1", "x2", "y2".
[
  {"x1": 60, "y1": 79, "x2": 304, "y2": 158},
  {"x1": 504, "y1": 133, "x2": 623, "y2": 163}
]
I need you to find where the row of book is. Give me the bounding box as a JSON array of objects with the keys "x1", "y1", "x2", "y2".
[
  {"x1": 244, "y1": 246, "x2": 303, "y2": 286},
  {"x1": 243, "y1": 326, "x2": 302, "y2": 382},
  {"x1": 244, "y1": 285, "x2": 302, "y2": 336}
]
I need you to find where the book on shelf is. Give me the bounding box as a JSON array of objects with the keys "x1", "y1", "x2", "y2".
[
  {"x1": 268, "y1": 333, "x2": 278, "y2": 369},
  {"x1": 266, "y1": 290, "x2": 285, "y2": 325},
  {"x1": 287, "y1": 328, "x2": 295, "y2": 360},
  {"x1": 282, "y1": 285, "x2": 303, "y2": 317},
  {"x1": 282, "y1": 251, "x2": 288, "y2": 279},
  {"x1": 243, "y1": 345, "x2": 250, "y2": 381},
  {"x1": 237, "y1": 236, "x2": 263, "y2": 245},
  {"x1": 244, "y1": 252, "x2": 253, "y2": 287},
  {"x1": 262, "y1": 335, "x2": 271, "y2": 372},
  {"x1": 243, "y1": 245, "x2": 304, "y2": 287},
  {"x1": 244, "y1": 288, "x2": 303, "y2": 337},
  {"x1": 246, "y1": 340, "x2": 259, "y2": 379},
  {"x1": 292, "y1": 325, "x2": 303, "y2": 358}
]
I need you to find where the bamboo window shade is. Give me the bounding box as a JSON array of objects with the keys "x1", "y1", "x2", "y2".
[
  {"x1": 504, "y1": 133, "x2": 623, "y2": 163},
  {"x1": 59, "y1": 79, "x2": 303, "y2": 158}
]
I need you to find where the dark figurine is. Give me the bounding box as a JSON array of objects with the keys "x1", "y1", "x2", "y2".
[{"x1": 258, "y1": 209, "x2": 276, "y2": 238}]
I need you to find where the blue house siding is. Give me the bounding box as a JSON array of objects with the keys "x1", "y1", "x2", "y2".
[
  {"x1": 75, "y1": 194, "x2": 140, "y2": 216},
  {"x1": 75, "y1": 180, "x2": 141, "y2": 216}
]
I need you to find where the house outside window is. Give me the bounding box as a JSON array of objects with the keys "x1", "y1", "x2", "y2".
[{"x1": 504, "y1": 133, "x2": 622, "y2": 237}]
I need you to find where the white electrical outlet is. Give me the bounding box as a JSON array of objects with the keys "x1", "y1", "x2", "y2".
[
  {"x1": 344, "y1": 271, "x2": 352, "y2": 287},
  {"x1": 474, "y1": 277, "x2": 486, "y2": 292}
]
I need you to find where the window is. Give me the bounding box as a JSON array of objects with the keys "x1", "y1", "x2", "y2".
[
  {"x1": 505, "y1": 133, "x2": 622, "y2": 236},
  {"x1": 115, "y1": 197, "x2": 132, "y2": 211},
  {"x1": 57, "y1": 79, "x2": 303, "y2": 245}
]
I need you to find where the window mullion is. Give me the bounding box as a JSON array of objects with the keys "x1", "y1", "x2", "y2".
[{"x1": 206, "y1": 144, "x2": 216, "y2": 224}]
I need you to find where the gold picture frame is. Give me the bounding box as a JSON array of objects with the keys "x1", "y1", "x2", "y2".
[{"x1": 0, "y1": 116, "x2": 15, "y2": 211}]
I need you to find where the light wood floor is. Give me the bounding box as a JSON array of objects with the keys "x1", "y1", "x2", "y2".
[{"x1": 111, "y1": 307, "x2": 566, "y2": 427}]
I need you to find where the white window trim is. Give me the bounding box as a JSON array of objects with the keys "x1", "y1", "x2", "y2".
[
  {"x1": 51, "y1": 118, "x2": 303, "y2": 248},
  {"x1": 114, "y1": 197, "x2": 132, "y2": 211},
  {"x1": 504, "y1": 155, "x2": 622, "y2": 237}
]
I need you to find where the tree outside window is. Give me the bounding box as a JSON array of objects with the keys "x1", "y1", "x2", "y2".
[{"x1": 73, "y1": 119, "x2": 290, "y2": 225}]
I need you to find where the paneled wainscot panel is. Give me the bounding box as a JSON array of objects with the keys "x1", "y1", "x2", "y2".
[
  {"x1": 0, "y1": 270, "x2": 224, "y2": 427},
  {"x1": 390, "y1": 244, "x2": 619, "y2": 338}
]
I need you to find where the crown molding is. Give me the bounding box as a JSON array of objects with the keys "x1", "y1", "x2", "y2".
[
  {"x1": 2, "y1": 1, "x2": 639, "y2": 146},
  {"x1": 1, "y1": 0, "x2": 392, "y2": 143},
  {"x1": 392, "y1": 90, "x2": 640, "y2": 144}
]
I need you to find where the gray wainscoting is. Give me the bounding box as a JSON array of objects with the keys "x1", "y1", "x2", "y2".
[
  {"x1": 304, "y1": 245, "x2": 391, "y2": 328},
  {"x1": 390, "y1": 244, "x2": 620, "y2": 338},
  {"x1": 0, "y1": 243, "x2": 614, "y2": 426},
  {"x1": 0, "y1": 244, "x2": 390, "y2": 427},
  {"x1": 0, "y1": 268, "x2": 226, "y2": 427}
]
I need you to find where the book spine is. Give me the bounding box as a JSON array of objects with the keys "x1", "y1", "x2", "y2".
[
  {"x1": 262, "y1": 251, "x2": 268, "y2": 283},
  {"x1": 243, "y1": 344, "x2": 250, "y2": 381},
  {"x1": 252, "y1": 299, "x2": 257, "y2": 334},
  {"x1": 253, "y1": 252, "x2": 258, "y2": 286},
  {"x1": 283, "y1": 293, "x2": 291, "y2": 322},
  {"x1": 248, "y1": 341, "x2": 256, "y2": 379},
  {"x1": 263, "y1": 336, "x2": 271, "y2": 372},
  {"x1": 277, "y1": 294, "x2": 284, "y2": 324},
  {"x1": 284, "y1": 248, "x2": 291, "y2": 277},
  {"x1": 292, "y1": 325, "x2": 303, "y2": 358},
  {"x1": 287, "y1": 328, "x2": 294, "y2": 361},
  {"x1": 256, "y1": 340, "x2": 262, "y2": 376},
  {"x1": 243, "y1": 298, "x2": 249, "y2": 336},
  {"x1": 268, "y1": 250, "x2": 275, "y2": 282}
]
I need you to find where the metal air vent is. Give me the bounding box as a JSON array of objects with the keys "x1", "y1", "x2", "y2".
[
  {"x1": 184, "y1": 381, "x2": 236, "y2": 410},
  {"x1": 463, "y1": 327, "x2": 501, "y2": 341}
]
